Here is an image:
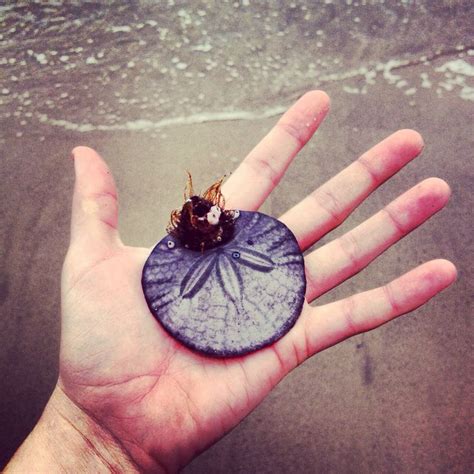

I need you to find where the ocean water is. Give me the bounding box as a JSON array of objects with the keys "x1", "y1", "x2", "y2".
[{"x1": 1, "y1": 0, "x2": 472, "y2": 139}]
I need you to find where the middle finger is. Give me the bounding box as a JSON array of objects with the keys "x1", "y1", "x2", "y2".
[{"x1": 280, "y1": 129, "x2": 424, "y2": 250}]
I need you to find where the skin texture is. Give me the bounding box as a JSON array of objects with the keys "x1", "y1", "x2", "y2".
[{"x1": 6, "y1": 90, "x2": 456, "y2": 473}]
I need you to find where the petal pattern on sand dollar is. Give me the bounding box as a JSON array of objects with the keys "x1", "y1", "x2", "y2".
[{"x1": 180, "y1": 252, "x2": 218, "y2": 299}]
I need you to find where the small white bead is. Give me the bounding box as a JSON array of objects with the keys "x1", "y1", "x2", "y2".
[{"x1": 207, "y1": 205, "x2": 222, "y2": 225}]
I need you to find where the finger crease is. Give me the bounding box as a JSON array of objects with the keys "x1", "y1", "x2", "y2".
[
  {"x1": 291, "y1": 339, "x2": 303, "y2": 368},
  {"x1": 271, "y1": 345, "x2": 287, "y2": 374},
  {"x1": 310, "y1": 188, "x2": 346, "y2": 225},
  {"x1": 87, "y1": 190, "x2": 119, "y2": 202},
  {"x1": 342, "y1": 296, "x2": 359, "y2": 335},
  {"x1": 299, "y1": 324, "x2": 311, "y2": 366},
  {"x1": 383, "y1": 283, "x2": 402, "y2": 316},
  {"x1": 339, "y1": 232, "x2": 362, "y2": 269},
  {"x1": 276, "y1": 121, "x2": 305, "y2": 149},
  {"x1": 356, "y1": 154, "x2": 380, "y2": 186},
  {"x1": 243, "y1": 155, "x2": 280, "y2": 188},
  {"x1": 382, "y1": 207, "x2": 407, "y2": 237}
]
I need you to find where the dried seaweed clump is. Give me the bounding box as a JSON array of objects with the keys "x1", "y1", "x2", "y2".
[{"x1": 167, "y1": 172, "x2": 239, "y2": 252}]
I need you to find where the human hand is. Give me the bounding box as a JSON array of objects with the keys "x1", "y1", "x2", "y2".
[{"x1": 7, "y1": 91, "x2": 456, "y2": 473}]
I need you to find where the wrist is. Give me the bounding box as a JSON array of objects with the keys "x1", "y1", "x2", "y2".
[{"x1": 6, "y1": 384, "x2": 140, "y2": 473}]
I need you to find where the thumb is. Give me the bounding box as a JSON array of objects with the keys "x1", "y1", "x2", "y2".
[{"x1": 69, "y1": 146, "x2": 122, "y2": 260}]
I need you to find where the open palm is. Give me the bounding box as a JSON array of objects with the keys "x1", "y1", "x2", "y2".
[{"x1": 58, "y1": 91, "x2": 456, "y2": 473}]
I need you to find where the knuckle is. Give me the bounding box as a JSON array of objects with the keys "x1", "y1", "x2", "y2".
[
  {"x1": 276, "y1": 121, "x2": 305, "y2": 148},
  {"x1": 246, "y1": 155, "x2": 280, "y2": 188},
  {"x1": 79, "y1": 192, "x2": 118, "y2": 228},
  {"x1": 311, "y1": 187, "x2": 346, "y2": 225},
  {"x1": 338, "y1": 232, "x2": 361, "y2": 269},
  {"x1": 342, "y1": 296, "x2": 359, "y2": 335}
]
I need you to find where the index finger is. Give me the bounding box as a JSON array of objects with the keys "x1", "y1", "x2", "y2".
[{"x1": 221, "y1": 90, "x2": 330, "y2": 211}]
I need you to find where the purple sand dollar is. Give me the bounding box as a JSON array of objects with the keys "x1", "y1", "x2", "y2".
[{"x1": 142, "y1": 211, "x2": 306, "y2": 357}]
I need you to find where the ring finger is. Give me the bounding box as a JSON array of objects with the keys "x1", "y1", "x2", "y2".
[{"x1": 304, "y1": 177, "x2": 451, "y2": 302}]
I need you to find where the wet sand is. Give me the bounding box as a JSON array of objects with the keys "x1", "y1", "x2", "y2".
[{"x1": 1, "y1": 1, "x2": 473, "y2": 471}]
